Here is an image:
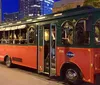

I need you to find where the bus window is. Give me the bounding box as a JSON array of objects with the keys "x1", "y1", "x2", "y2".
[
  {"x1": 95, "y1": 20, "x2": 100, "y2": 44},
  {"x1": 9, "y1": 31, "x2": 13, "y2": 44},
  {"x1": 13, "y1": 29, "x2": 20, "y2": 44},
  {"x1": 1, "y1": 31, "x2": 5, "y2": 44},
  {"x1": 44, "y1": 29, "x2": 49, "y2": 41},
  {"x1": 75, "y1": 19, "x2": 90, "y2": 45},
  {"x1": 20, "y1": 28, "x2": 27, "y2": 44},
  {"x1": 62, "y1": 21, "x2": 74, "y2": 45},
  {"x1": 0, "y1": 31, "x2": 3, "y2": 43},
  {"x1": 28, "y1": 26, "x2": 36, "y2": 44},
  {"x1": 52, "y1": 27, "x2": 55, "y2": 41},
  {"x1": 5, "y1": 31, "x2": 9, "y2": 44}
]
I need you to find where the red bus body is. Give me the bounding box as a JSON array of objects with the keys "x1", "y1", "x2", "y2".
[
  {"x1": 0, "y1": 45, "x2": 95, "y2": 83},
  {"x1": 56, "y1": 47, "x2": 94, "y2": 83},
  {"x1": 0, "y1": 45, "x2": 37, "y2": 69}
]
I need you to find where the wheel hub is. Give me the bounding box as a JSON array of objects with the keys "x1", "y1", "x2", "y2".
[
  {"x1": 6, "y1": 58, "x2": 11, "y2": 66},
  {"x1": 66, "y1": 69, "x2": 78, "y2": 80}
]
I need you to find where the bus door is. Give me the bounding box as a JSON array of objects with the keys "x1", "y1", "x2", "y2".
[
  {"x1": 37, "y1": 25, "x2": 44, "y2": 73},
  {"x1": 37, "y1": 24, "x2": 56, "y2": 76},
  {"x1": 49, "y1": 24, "x2": 56, "y2": 76},
  {"x1": 43, "y1": 24, "x2": 56, "y2": 75}
]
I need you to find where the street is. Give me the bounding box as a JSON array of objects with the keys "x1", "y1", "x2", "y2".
[
  {"x1": 0, "y1": 63, "x2": 100, "y2": 85},
  {"x1": 0, "y1": 63, "x2": 63, "y2": 85}
]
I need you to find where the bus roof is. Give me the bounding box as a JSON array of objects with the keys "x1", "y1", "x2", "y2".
[{"x1": 0, "y1": 6, "x2": 100, "y2": 28}]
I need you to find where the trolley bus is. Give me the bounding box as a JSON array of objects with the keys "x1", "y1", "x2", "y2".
[{"x1": 0, "y1": 6, "x2": 100, "y2": 85}]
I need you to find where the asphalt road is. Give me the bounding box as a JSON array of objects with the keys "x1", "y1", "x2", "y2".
[{"x1": 0, "y1": 63, "x2": 100, "y2": 85}]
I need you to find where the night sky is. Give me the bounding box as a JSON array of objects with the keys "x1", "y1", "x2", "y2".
[
  {"x1": 1, "y1": 0, "x2": 19, "y2": 20},
  {"x1": 54, "y1": 0, "x2": 60, "y2": 2}
]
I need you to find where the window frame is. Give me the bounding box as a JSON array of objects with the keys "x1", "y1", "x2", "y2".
[
  {"x1": 61, "y1": 20, "x2": 74, "y2": 45},
  {"x1": 94, "y1": 19, "x2": 100, "y2": 45},
  {"x1": 27, "y1": 25, "x2": 37, "y2": 45},
  {"x1": 74, "y1": 18, "x2": 90, "y2": 45}
]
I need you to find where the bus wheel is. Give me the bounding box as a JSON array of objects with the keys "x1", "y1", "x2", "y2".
[
  {"x1": 5, "y1": 57, "x2": 12, "y2": 68},
  {"x1": 65, "y1": 67, "x2": 82, "y2": 85}
]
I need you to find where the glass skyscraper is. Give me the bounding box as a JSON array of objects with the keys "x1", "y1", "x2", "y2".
[
  {"x1": 41, "y1": 0, "x2": 54, "y2": 15},
  {"x1": 20, "y1": 0, "x2": 54, "y2": 18},
  {"x1": 0, "y1": 0, "x2": 54, "y2": 22},
  {"x1": 20, "y1": 0, "x2": 41, "y2": 18}
]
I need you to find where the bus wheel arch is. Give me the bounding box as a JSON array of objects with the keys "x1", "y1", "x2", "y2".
[
  {"x1": 60, "y1": 62, "x2": 83, "y2": 84},
  {"x1": 4, "y1": 55, "x2": 12, "y2": 68}
]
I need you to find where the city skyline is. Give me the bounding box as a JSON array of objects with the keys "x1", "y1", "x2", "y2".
[
  {"x1": 20, "y1": 0, "x2": 54, "y2": 18},
  {"x1": 1, "y1": 0, "x2": 55, "y2": 22}
]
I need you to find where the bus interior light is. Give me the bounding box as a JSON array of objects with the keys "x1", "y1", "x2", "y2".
[
  {"x1": 37, "y1": 16, "x2": 46, "y2": 20},
  {"x1": 17, "y1": 25, "x2": 26, "y2": 29},
  {"x1": 0, "y1": 28, "x2": 5, "y2": 31},
  {"x1": 5, "y1": 27, "x2": 11, "y2": 31},
  {"x1": 17, "y1": 21, "x2": 22, "y2": 24},
  {"x1": 11, "y1": 26, "x2": 18, "y2": 30},
  {"x1": 32, "y1": 20, "x2": 37, "y2": 22},
  {"x1": 26, "y1": 19, "x2": 33, "y2": 22},
  {"x1": 54, "y1": 13, "x2": 62, "y2": 17},
  {"x1": 8, "y1": 23, "x2": 13, "y2": 25},
  {"x1": 0, "y1": 26, "x2": 4, "y2": 28}
]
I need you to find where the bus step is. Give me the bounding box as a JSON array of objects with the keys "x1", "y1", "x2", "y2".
[
  {"x1": 51, "y1": 68, "x2": 56, "y2": 74},
  {"x1": 51, "y1": 59, "x2": 56, "y2": 63},
  {"x1": 51, "y1": 63, "x2": 56, "y2": 68},
  {"x1": 43, "y1": 72, "x2": 49, "y2": 75},
  {"x1": 45, "y1": 67, "x2": 49, "y2": 72},
  {"x1": 45, "y1": 63, "x2": 49, "y2": 67}
]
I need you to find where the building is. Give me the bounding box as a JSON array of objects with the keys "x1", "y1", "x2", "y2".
[
  {"x1": 20, "y1": 0, "x2": 41, "y2": 18},
  {"x1": 0, "y1": 0, "x2": 1, "y2": 22},
  {"x1": 53, "y1": 0, "x2": 85, "y2": 13},
  {"x1": 0, "y1": 0, "x2": 54, "y2": 22},
  {"x1": 41, "y1": 0, "x2": 54, "y2": 15},
  {"x1": 20, "y1": 0, "x2": 54, "y2": 18},
  {"x1": 1, "y1": 0, "x2": 19, "y2": 22},
  {"x1": 4, "y1": 12, "x2": 19, "y2": 22}
]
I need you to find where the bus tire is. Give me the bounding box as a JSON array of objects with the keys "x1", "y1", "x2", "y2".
[
  {"x1": 65, "y1": 67, "x2": 83, "y2": 85},
  {"x1": 5, "y1": 57, "x2": 12, "y2": 68}
]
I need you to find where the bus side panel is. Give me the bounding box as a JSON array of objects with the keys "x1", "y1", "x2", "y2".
[
  {"x1": 56, "y1": 47, "x2": 94, "y2": 83},
  {"x1": 0, "y1": 45, "x2": 7, "y2": 61},
  {"x1": 0, "y1": 45, "x2": 37, "y2": 69},
  {"x1": 38, "y1": 46, "x2": 44, "y2": 71},
  {"x1": 94, "y1": 48, "x2": 100, "y2": 73}
]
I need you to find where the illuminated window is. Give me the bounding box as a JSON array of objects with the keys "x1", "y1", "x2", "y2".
[
  {"x1": 28, "y1": 26, "x2": 36, "y2": 44},
  {"x1": 75, "y1": 19, "x2": 90, "y2": 45},
  {"x1": 62, "y1": 21, "x2": 74, "y2": 45},
  {"x1": 44, "y1": 29, "x2": 49, "y2": 41}
]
